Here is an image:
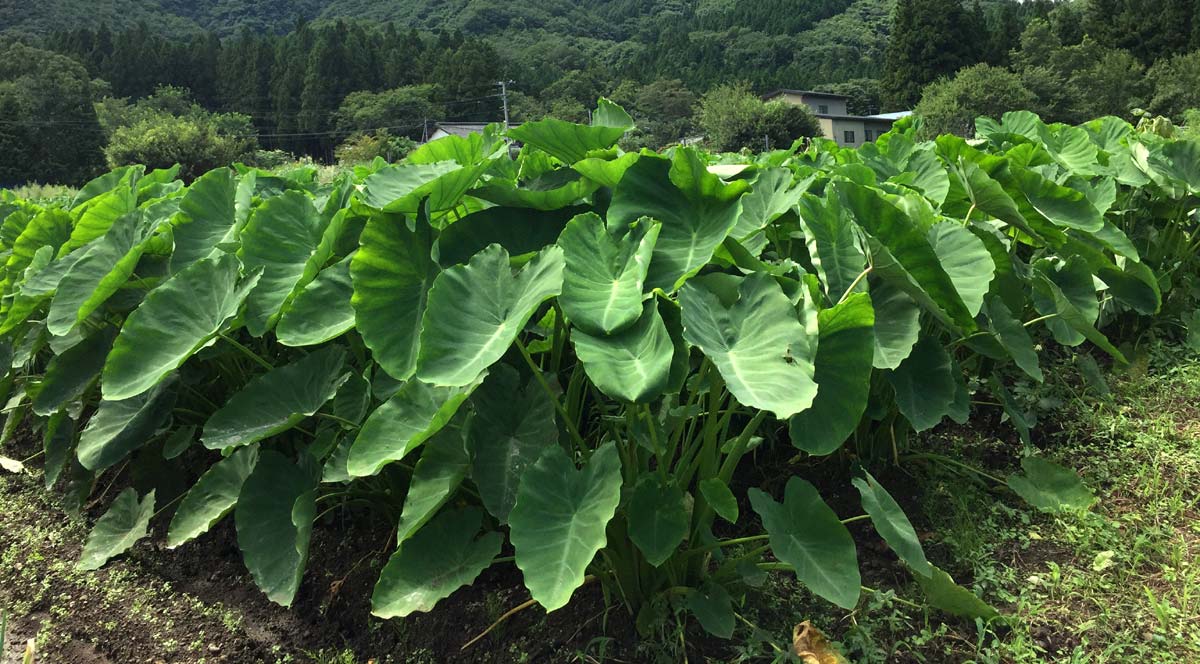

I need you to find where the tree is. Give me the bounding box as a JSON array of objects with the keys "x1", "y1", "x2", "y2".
[
  {"x1": 696, "y1": 84, "x2": 820, "y2": 152},
  {"x1": 914, "y1": 63, "x2": 1036, "y2": 138},
  {"x1": 610, "y1": 78, "x2": 698, "y2": 148},
  {"x1": 333, "y1": 85, "x2": 442, "y2": 140},
  {"x1": 100, "y1": 87, "x2": 257, "y2": 180},
  {"x1": 0, "y1": 42, "x2": 104, "y2": 185},
  {"x1": 334, "y1": 130, "x2": 416, "y2": 164},
  {"x1": 882, "y1": 0, "x2": 984, "y2": 109},
  {"x1": 1148, "y1": 51, "x2": 1200, "y2": 121},
  {"x1": 1083, "y1": 0, "x2": 1198, "y2": 64},
  {"x1": 824, "y1": 79, "x2": 883, "y2": 115}
]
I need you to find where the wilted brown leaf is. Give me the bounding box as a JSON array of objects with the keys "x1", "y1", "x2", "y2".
[{"x1": 792, "y1": 621, "x2": 848, "y2": 664}]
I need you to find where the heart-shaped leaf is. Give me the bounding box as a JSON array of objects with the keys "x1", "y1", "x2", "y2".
[
  {"x1": 749, "y1": 478, "x2": 861, "y2": 610},
  {"x1": 509, "y1": 442, "x2": 623, "y2": 612},
  {"x1": 416, "y1": 244, "x2": 563, "y2": 387},
  {"x1": 680, "y1": 273, "x2": 817, "y2": 418},
  {"x1": 372, "y1": 507, "x2": 502, "y2": 619}
]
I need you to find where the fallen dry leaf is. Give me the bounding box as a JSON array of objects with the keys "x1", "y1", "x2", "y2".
[{"x1": 792, "y1": 621, "x2": 848, "y2": 664}]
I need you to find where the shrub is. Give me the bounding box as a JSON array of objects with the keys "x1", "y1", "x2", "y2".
[
  {"x1": 915, "y1": 64, "x2": 1036, "y2": 138},
  {"x1": 696, "y1": 84, "x2": 821, "y2": 152},
  {"x1": 104, "y1": 114, "x2": 256, "y2": 181},
  {"x1": 334, "y1": 130, "x2": 416, "y2": 165}
]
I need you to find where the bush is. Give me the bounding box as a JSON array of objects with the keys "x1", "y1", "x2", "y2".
[
  {"x1": 105, "y1": 114, "x2": 256, "y2": 180},
  {"x1": 696, "y1": 84, "x2": 821, "y2": 152},
  {"x1": 250, "y1": 149, "x2": 298, "y2": 170},
  {"x1": 914, "y1": 64, "x2": 1037, "y2": 138},
  {"x1": 333, "y1": 85, "x2": 441, "y2": 141},
  {"x1": 334, "y1": 130, "x2": 417, "y2": 165},
  {"x1": 100, "y1": 87, "x2": 258, "y2": 180}
]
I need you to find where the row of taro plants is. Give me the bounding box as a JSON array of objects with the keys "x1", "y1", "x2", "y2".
[{"x1": 0, "y1": 101, "x2": 1197, "y2": 639}]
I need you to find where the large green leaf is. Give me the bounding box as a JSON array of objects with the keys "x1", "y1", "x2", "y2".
[
  {"x1": 680, "y1": 273, "x2": 817, "y2": 418},
  {"x1": 914, "y1": 564, "x2": 999, "y2": 620},
  {"x1": 1031, "y1": 257, "x2": 1097, "y2": 346},
  {"x1": 101, "y1": 254, "x2": 259, "y2": 401},
  {"x1": 277, "y1": 253, "x2": 356, "y2": 347},
  {"x1": 167, "y1": 446, "x2": 260, "y2": 548},
  {"x1": 2, "y1": 208, "x2": 71, "y2": 296},
  {"x1": 507, "y1": 119, "x2": 627, "y2": 164},
  {"x1": 796, "y1": 193, "x2": 867, "y2": 302},
  {"x1": 0, "y1": 247, "x2": 79, "y2": 335},
  {"x1": 789, "y1": 293, "x2": 875, "y2": 455},
  {"x1": 853, "y1": 471, "x2": 931, "y2": 577},
  {"x1": 927, "y1": 221, "x2": 994, "y2": 317},
  {"x1": 985, "y1": 296, "x2": 1042, "y2": 382},
  {"x1": 467, "y1": 365, "x2": 557, "y2": 523},
  {"x1": 749, "y1": 477, "x2": 861, "y2": 610},
  {"x1": 471, "y1": 172, "x2": 601, "y2": 211},
  {"x1": 870, "y1": 280, "x2": 921, "y2": 369},
  {"x1": 592, "y1": 97, "x2": 635, "y2": 129},
  {"x1": 947, "y1": 156, "x2": 1053, "y2": 243},
  {"x1": 237, "y1": 190, "x2": 325, "y2": 336},
  {"x1": 170, "y1": 167, "x2": 240, "y2": 270},
  {"x1": 733, "y1": 168, "x2": 808, "y2": 246},
  {"x1": 509, "y1": 442, "x2": 623, "y2": 612},
  {"x1": 1063, "y1": 235, "x2": 1160, "y2": 315},
  {"x1": 202, "y1": 347, "x2": 349, "y2": 450},
  {"x1": 887, "y1": 337, "x2": 957, "y2": 432},
  {"x1": 235, "y1": 451, "x2": 317, "y2": 607},
  {"x1": 347, "y1": 375, "x2": 484, "y2": 477},
  {"x1": 47, "y1": 213, "x2": 152, "y2": 337},
  {"x1": 608, "y1": 150, "x2": 748, "y2": 291},
  {"x1": 78, "y1": 488, "x2": 155, "y2": 571},
  {"x1": 1032, "y1": 264, "x2": 1125, "y2": 362},
  {"x1": 351, "y1": 213, "x2": 437, "y2": 380},
  {"x1": 837, "y1": 182, "x2": 974, "y2": 330},
  {"x1": 393, "y1": 424, "x2": 471, "y2": 544},
  {"x1": 686, "y1": 582, "x2": 735, "y2": 639},
  {"x1": 43, "y1": 411, "x2": 74, "y2": 488},
  {"x1": 1007, "y1": 456, "x2": 1095, "y2": 513},
  {"x1": 627, "y1": 476, "x2": 689, "y2": 567},
  {"x1": 416, "y1": 244, "x2": 564, "y2": 387},
  {"x1": 363, "y1": 162, "x2": 489, "y2": 216},
  {"x1": 372, "y1": 507, "x2": 502, "y2": 619},
  {"x1": 1011, "y1": 167, "x2": 1104, "y2": 233},
  {"x1": 32, "y1": 327, "x2": 114, "y2": 416},
  {"x1": 66, "y1": 185, "x2": 137, "y2": 251},
  {"x1": 558, "y1": 212, "x2": 659, "y2": 335},
  {"x1": 572, "y1": 300, "x2": 674, "y2": 404},
  {"x1": 77, "y1": 376, "x2": 177, "y2": 471},
  {"x1": 435, "y1": 205, "x2": 581, "y2": 267}
]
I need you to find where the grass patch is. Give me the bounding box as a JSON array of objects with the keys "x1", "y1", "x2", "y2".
[{"x1": 720, "y1": 346, "x2": 1200, "y2": 663}]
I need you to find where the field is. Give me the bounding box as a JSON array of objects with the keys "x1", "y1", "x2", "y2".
[{"x1": 1, "y1": 104, "x2": 1199, "y2": 663}]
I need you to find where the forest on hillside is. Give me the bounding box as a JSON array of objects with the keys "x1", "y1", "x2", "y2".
[{"x1": 2, "y1": 0, "x2": 1200, "y2": 184}]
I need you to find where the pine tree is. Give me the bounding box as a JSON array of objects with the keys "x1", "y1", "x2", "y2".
[{"x1": 881, "y1": 0, "x2": 984, "y2": 109}]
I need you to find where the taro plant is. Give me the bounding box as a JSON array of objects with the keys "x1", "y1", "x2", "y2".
[{"x1": 0, "y1": 100, "x2": 1194, "y2": 644}]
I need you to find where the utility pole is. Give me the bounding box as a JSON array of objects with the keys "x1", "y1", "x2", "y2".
[{"x1": 497, "y1": 80, "x2": 515, "y2": 129}]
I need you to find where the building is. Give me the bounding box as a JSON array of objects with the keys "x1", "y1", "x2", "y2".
[
  {"x1": 424, "y1": 122, "x2": 493, "y2": 142},
  {"x1": 761, "y1": 90, "x2": 912, "y2": 148}
]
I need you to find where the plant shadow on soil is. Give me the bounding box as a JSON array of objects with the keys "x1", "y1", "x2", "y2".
[{"x1": 2, "y1": 344, "x2": 1199, "y2": 663}]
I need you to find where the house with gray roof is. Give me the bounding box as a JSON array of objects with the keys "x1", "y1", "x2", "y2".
[{"x1": 762, "y1": 90, "x2": 912, "y2": 148}]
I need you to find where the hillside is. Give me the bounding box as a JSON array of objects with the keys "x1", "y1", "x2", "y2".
[{"x1": 1, "y1": 0, "x2": 878, "y2": 42}]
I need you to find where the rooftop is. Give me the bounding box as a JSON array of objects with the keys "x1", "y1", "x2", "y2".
[
  {"x1": 427, "y1": 122, "x2": 495, "y2": 139},
  {"x1": 866, "y1": 111, "x2": 914, "y2": 121},
  {"x1": 761, "y1": 89, "x2": 850, "y2": 101}
]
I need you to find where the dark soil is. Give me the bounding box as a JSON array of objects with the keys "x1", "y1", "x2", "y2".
[
  {"x1": 0, "y1": 371, "x2": 1086, "y2": 664},
  {"x1": 0, "y1": 424, "x2": 643, "y2": 664}
]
